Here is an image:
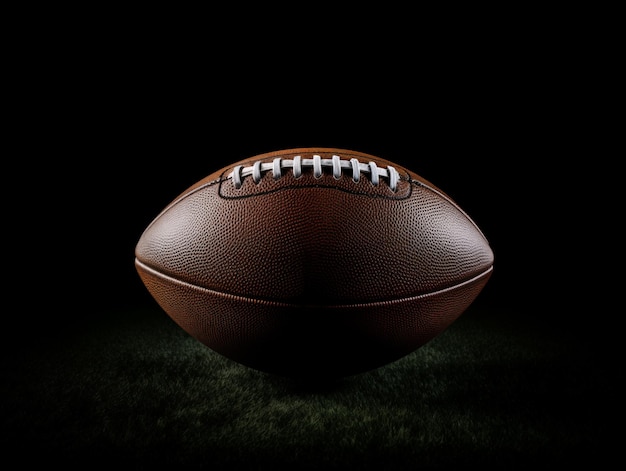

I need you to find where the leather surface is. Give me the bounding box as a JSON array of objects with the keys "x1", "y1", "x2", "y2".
[{"x1": 135, "y1": 148, "x2": 494, "y2": 377}]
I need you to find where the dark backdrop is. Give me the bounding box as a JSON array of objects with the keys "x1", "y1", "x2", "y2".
[
  {"x1": 9, "y1": 17, "x2": 587, "y2": 335},
  {"x1": 22, "y1": 100, "x2": 571, "y2": 335},
  {"x1": 8, "y1": 27, "x2": 600, "y2": 363},
  {"x1": 5, "y1": 0, "x2": 609, "y2": 349},
  {"x1": 4, "y1": 16, "x2": 617, "y2": 470}
]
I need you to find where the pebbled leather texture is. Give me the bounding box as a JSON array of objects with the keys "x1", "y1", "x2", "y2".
[{"x1": 135, "y1": 148, "x2": 494, "y2": 378}]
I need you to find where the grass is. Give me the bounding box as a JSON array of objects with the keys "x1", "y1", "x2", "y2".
[{"x1": 0, "y1": 307, "x2": 616, "y2": 470}]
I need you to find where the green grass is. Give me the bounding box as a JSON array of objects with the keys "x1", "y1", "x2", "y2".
[{"x1": 1, "y1": 307, "x2": 615, "y2": 470}]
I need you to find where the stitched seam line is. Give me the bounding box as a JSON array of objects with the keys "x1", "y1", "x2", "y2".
[{"x1": 229, "y1": 155, "x2": 400, "y2": 191}]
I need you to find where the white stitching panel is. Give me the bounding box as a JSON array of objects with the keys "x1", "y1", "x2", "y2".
[
  {"x1": 229, "y1": 155, "x2": 399, "y2": 191},
  {"x1": 368, "y1": 161, "x2": 379, "y2": 186},
  {"x1": 350, "y1": 158, "x2": 360, "y2": 182},
  {"x1": 272, "y1": 158, "x2": 282, "y2": 179},
  {"x1": 252, "y1": 161, "x2": 262, "y2": 183},
  {"x1": 313, "y1": 155, "x2": 322, "y2": 178},
  {"x1": 332, "y1": 155, "x2": 341, "y2": 179},
  {"x1": 293, "y1": 155, "x2": 302, "y2": 178}
]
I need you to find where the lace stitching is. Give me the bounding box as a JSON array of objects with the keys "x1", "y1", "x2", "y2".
[{"x1": 230, "y1": 155, "x2": 399, "y2": 191}]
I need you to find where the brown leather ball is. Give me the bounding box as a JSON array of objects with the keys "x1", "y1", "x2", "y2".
[{"x1": 135, "y1": 148, "x2": 494, "y2": 378}]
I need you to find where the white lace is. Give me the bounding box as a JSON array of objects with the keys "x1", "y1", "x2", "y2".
[{"x1": 229, "y1": 155, "x2": 400, "y2": 191}]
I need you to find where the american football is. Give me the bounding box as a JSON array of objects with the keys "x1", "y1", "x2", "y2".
[{"x1": 135, "y1": 148, "x2": 494, "y2": 378}]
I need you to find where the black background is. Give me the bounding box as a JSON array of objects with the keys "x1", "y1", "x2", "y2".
[
  {"x1": 18, "y1": 72, "x2": 576, "y2": 336},
  {"x1": 25, "y1": 81, "x2": 566, "y2": 323},
  {"x1": 8, "y1": 15, "x2": 603, "y2": 350},
  {"x1": 4, "y1": 14, "x2": 619, "y2": 470}
]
